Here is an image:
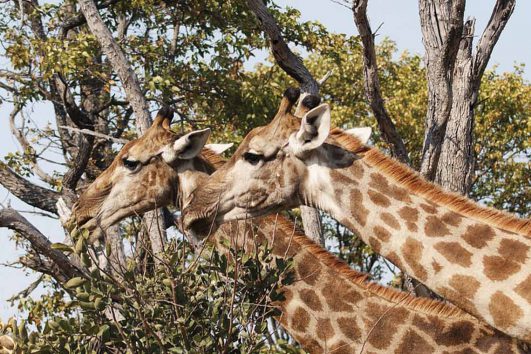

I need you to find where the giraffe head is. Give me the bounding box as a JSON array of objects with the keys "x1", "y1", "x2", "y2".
[
  {"x1": 182, "y1": 88, "x2": 371, "y2": 239},
  {"x1": 72, "y1": 107, "x2": 213, "y2": 239}
]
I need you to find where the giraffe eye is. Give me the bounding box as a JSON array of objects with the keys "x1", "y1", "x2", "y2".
[
  {"x1": 122, "y1": 158, "x2": 141, "y2": 172},
  {"x1": 243, "y1": 152, "x2": 263, "y2": 166}
]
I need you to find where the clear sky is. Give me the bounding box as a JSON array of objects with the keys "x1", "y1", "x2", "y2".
[{"x1": 0, "y1": 0, "x2": 529, "y2": 321}]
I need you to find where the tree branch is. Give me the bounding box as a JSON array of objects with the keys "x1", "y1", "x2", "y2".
[
  {"x1": 78, "y1": 0, "x2": 166, "y2": 258},
  {"x1": 60, "y1": 0, "x2": 121, "y2": 37},
  {"x1": 59, "y1": 125, "x2": 129, "y2": 144},
  {"x1": 351, "y1": 0, "x2": 409, "y2": 163},
  {"x1": 0, "y1": 162, "x2": 60, "y2": 214},
  {"x1": 418, "y1": 0, "x2": 466, "y2": 179},
  {"x1": 246, "y1": 0, "x2": 319, "y2": 94},
  {"x1": 9, "y1": 104, "x2": 56, "y2": 184},
  {"x1": 245, "y1": 0, "x2": 323, "y2": 245},
  {"x1": 78, "y1": 0, "x2": 152, "y2": 133},
  {"x1": 472, "y1": 0, "x2": 515, "y2": 86},
  {"x1": 0, "y1": 207, "x2": 85, "y2": 279}
]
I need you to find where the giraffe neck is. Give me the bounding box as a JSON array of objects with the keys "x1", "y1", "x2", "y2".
[
  {"x1": 302, "y1": 129, "x2": 531, "y2": 343},
  {"x1": 184, "y1": 154, "x2": 522, "y2": 352},
  {"x1": 219, "y1": 216, "x2": 522, "y2": 353}
]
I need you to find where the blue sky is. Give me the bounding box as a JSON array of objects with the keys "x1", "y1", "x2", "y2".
[{"x1": 0, "y1": 0, "x2": 529, "y2": 321}]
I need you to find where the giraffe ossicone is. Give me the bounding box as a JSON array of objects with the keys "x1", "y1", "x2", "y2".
[{"x1": 182, "y1": 88, "x2": 531, "y2": 343}]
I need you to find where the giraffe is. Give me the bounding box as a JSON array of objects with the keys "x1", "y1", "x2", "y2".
[
  {"x1": 65, "y1": 109, "x2": 527, "y2": 352},
  {"x1": 175, "y1": 147, "x2": 526, "y2": 353},
  {"x1": 70, "y1": 107, "x2": 220, "y2": 242},
  {"x1": 230, "y1": 216, "x2": 525, "y2": 353},
  {"x1": 182, "y1": 88, "x2": 531, "y2": 343}
]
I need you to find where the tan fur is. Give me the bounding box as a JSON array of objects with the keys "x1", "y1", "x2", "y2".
[
  {"x1": 200, "y1": 151, "x2": 470, "y2": 319},
  {"x1": 329, "y1": 128, "x2": 531, "y2": 237},
  {"x1": 270, "y1": 216, "x2": 467, "y2": 319}
]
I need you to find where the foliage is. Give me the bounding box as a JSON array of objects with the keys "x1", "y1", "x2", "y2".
[
  {"x1": 3, "y1": 230, "x2": 298, "y2": 353},
  {"x1": 0, "y1": 0, "x2": 528, "y2": 350}
]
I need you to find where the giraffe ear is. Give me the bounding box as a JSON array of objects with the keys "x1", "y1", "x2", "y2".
[
  {"x1": 289, "y1": 103, "x2": 331, "y2": 156},
  {"x1": 162, "y1": 129, "x2": 211, "y2": 162},
  {"x1": 205, "y1": 143, "x2": 233, "y2": 154},
  {"x1": 344, "y1": 127, "x2": 372, "y2": 144}
]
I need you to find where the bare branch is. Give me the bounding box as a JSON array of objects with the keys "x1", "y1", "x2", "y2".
[
  {"x1": 0, "y1": 207, "x2": 85, "y2": 279},
  {"x1": 60, "y1": 0, "x2": 121, "y2": 37},
  {"x1": 62, "y1": 133, "x2": 94, "y2": 191},
  {"x1": 0, "y1": 162, "x2": 60, "y2": 214},
  {"x1": 246, "y1": 0, "x2": 319, "y2": 94},
  {"x1": 9, "y1": 104, "x2": 56, "y2": 184},
  {"x1": 7, "y1": 274, "x2": 44, "y2": 302},
  {"x1": 78, "y1": 0, "x2": 152, "y2": 133},
  {"x1": 317, "y1": 70, "x2": 333, "y2": 86},
  {"x1": 351, "y1": 0, "x2": 409, "y2": 163},
  {"x1": 245, "y1": 0, "x2": 323, "y2": 244},
  {"x1": 59, "y1": 125, "x2": 129, "y2": 144},
  {"x1": 473, "y1": 0, "x2": 516, "y2": 85}
]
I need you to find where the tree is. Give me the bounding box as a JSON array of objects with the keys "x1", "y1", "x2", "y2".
[{"x1": 0, "y1": 0, "x2": 528, "y2": 351}]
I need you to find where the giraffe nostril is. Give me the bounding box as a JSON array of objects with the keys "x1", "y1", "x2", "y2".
[{"x1": 187, "y1": 218, "x2": 215, "y2": 239}]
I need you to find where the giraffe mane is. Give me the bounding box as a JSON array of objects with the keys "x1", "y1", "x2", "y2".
[
  {"x1": 270, "y1": 215, "x2": 469, "y2": 319},
  {"x1": 200, "y1": 147, "x2": 227, "y2": 169},
  {"x1": 329, "y1": 128, "x2": 531, "y2": 237}
]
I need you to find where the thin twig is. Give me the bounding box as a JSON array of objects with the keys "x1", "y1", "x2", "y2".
[{"x1": 58, "y1": 126, "x2": 129, "y2": 144}]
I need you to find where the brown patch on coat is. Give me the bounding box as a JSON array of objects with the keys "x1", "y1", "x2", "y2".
[
  {"x1": 368, "y1": 189, "x2": 391, "y2": 207},
  {"x1": 489, "y1": 291, "x2": 523, "y2": 330},
  {"x1": 299, "y1": 288, "x2": 323, "y2": 312},
  {"x1": 432, "y1": 261, "x2": 442, "y2": 274},
  {"x1": 337, "y1": 317, "x2": 361, "y2": 339},
  {"x1": 350, "y1": 189, "x2": 369, "y2": 226},
  {"x1": 381, "y1": 212, "x2": 400, "y2": 230},
  {"x1": 449, "y1": 274, "x2": 480, "y2": 302},
  {"x1": 281, "y1": 288, "x2": 294, "y2": 303},
  {"x1": 441, "y1": 211, "x2": 463, "y2": 227},
  {"x1": 398, "y1": 206, "x2": 419, "y2": 232},
  {"x1": 366, "y1": 304, "x2": 407, "y2": 349},
  {"x1": 316, "y1": 318, "x2": 334, "y2": 341},
  {"x1": 291, "y1": 307, "x2": 311, "y2": 332},
  {"x1": 425, "y1": 216, "x2": 451, "y2": 237},
  {"x1": 296, "y1": 254, "x2": 322, "y2": 285},
  {"x1": 435, "y1": 320, "x2": 475, "y2": 346},
  {"x1": 420, "y1": 202, "x2": 438, "y2": 214},
  {"x1": 325, "y1": 289, "x2": 354, "y2": 312},
  {"x1": 462, "y1": 224, "x2": 495, "y2": 249},
  {"x1": 329, "y1": 340, "x2": 353, "y2": 354},
  {"x1": 297, "y1": 336, "x2": 322, "y2": 353},
  {"x1": 498, "y1": 238, "x2": 529, "y2": 264},
  {"x1": 483, "y1": 256, "x2": 521, "y2": 281},
  {"x1": 373, "y1": 225, "x2": 391, "y2": 242},
  {"x1": 368, "y1": 172, "x2": 411, "y2": 203},
  {"x1": 514, "y1": 275, "x2": 531, "y2": 304},
  {"x1": 434, "y1": 242, "x2": 473, "y2": 267},
  {"x1": 401, "y1": 238, "x2": 428, "y2": 282},
  {"x1": 397, "y1": 329, "x2": 434, "y2": 352},
  {"x1": 369, "y1": 237, "x2": 382, "y2": 253},
  {"x1": 350, "y1": 162, "x2": 365, "y2": 179},
  {"x1": 330, "y1": 169, "x2": 359, "y2": 187}
]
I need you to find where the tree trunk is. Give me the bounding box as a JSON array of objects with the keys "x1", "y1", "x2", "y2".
[
  {"x1": 418, "y1": 0, "x2": 466, "y2": 179},
  {"x1": 434, "y1": 0, "x2": 516, "y2": 193},
  {"x1": 434, "y1": 19, "x2": 475, "y2": 194}
]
